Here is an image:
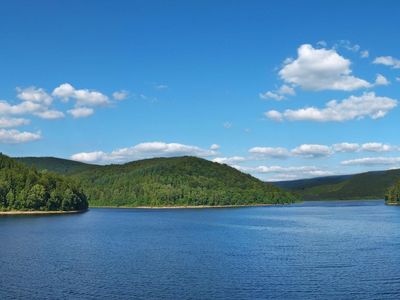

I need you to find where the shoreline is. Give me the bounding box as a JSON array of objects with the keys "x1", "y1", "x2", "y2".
[
  {"x1": 0, "y1": 209, "x2": 88, "y2": 216},
  {"x1": 89, "y1": 203, "x2": 291, "y2": 209}
]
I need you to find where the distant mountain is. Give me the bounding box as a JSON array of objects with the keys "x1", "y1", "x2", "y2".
[
  {"x1": 0, "y1": 154, "x2": 88, "y2": 211},
  {"x1": 274, "y1": 169, "x2": 400, "y2": 200},
  {"x1": 16, "y1": 156, "x2": 297, "y2": 207}
]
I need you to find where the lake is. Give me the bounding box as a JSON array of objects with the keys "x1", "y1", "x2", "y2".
[{"x1": 1, "y1": 200, "x2": 400, "y2": 299}]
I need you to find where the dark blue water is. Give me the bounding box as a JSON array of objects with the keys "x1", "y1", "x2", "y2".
[{"x1": 1, "y1": 200, "x2": 400, "y2": 299}]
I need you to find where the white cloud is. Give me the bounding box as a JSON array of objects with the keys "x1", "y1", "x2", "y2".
[
  {"x1": 112, "y1": 90, "x2": 129, "y2": 101},
  {"x1": 0, "y1": 100, "x2": 42, "y2": 115},
  {"x1": 259, "y1": 84, "x2": 295, "y2": 101},
  {"x1": 16, "y1": 86, "x2": 53, "y2": 106},
  {"x1": 67, "y1": 107, "x2": 94, "y2": 118},
  {"x1": 265, "y1": 110, "x2": 283, "y2": 122},
  {"x1": 278, "y1": 84, "x2": 296, "y2": 96},
  {"x1": 374, "y1": 74, "x2": 390, "y2": 86},
  {"x1": 210, "y1": 144, "x2": 220, "y2": 150},
  {"x1": 223, "y1": 122, "x2": 232, "y2": 129},
  {"x1": 373, "y1": 56, "x2": 400, "y2": 69},
  {"x1": 52, "y1": 83, "x2": 109, "y2": 106},
  {"x1": 361, "y1": 142, "x2": 394, "y2": 152},
  {"x1": 0, "y1": 129, "x2": 41, "y2": 144},
  {"x1": 292, "y1": 144, "x2": 332, "y2": 158},
  {"x1": 332, "y1": 143, "x2": 360, "y2": 153},
  {"x1": 34, "y1": 110, "x2": 65, "y2": 119},
  {"x1": 341, "y1": 157, "x2": 400, "y2": 166},
  {"x1": 71, "y1": 142, "x2": 218, "y2": 163},
  {"x1": 279, "y1": 44, "x2": 371, "y2": 91},
  {"x1": 0, "y1": 117, "x2": 30, "y2": 128},
  {"x1": 155, "y1": 84, "x2": 168, "y2": 90},
  {"x1": 265, "y1": 92, "x2": 397, "y2": 122},
  {"x1": 213, "y1": 156, "x2": 247, "y2": 164},
  {"x1": 259, "y1": 91, "x2": 284, "y2": 101},
  {"x1": 360, "y1": 50, "x2": 369, "y2": 58},
  {"x1": 235, "y1": 164, "x2": 334, "y2": 181},
  {"x1": 248, "y1": 146, "x2": 290, "y2": 158}
]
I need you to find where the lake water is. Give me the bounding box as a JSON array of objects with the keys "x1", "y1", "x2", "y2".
[{"x1": 1, "y1": 200, "x2": 400, "y2": 299}]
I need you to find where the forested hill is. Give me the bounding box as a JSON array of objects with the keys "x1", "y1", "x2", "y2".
[
  {"x1": 0, "y1": 154, "x2": 88, "y2": 211},
  {"x1": 274, "y1": 169, "x2": 400, "y2": 200},
  {"x1": 15, "y1": 156, "x2": 97, "y2": 175},
  {"x1": 16, "y1": 156, "x2": 297, "y2": 207}
]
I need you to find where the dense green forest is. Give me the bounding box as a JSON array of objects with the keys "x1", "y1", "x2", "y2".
[
  {"x1": 274, "y1": 170, "x2": 400, "y2": 200},
  {"x1": 385, "y1": 181, "x2": 400, "y2": 204},
  {"x1": 0, "y1": 154, "x2": 88, "y2": 211},
  {"x1": 17, "y1": 156, "x2": 297, "y2": 207}
]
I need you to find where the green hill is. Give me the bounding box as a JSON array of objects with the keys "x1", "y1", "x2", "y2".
[
  {"x1": 274, "y1": 169, "x2": 400, "y2": 200},
  {"x1": 15, "y1": 156, "x2": 97, "y2": 175},
  {"x1": 0, "y1": 154, "x2": 88, "y2": 211},
  {"x1": 15, "y1": 156, "x2": 297, "y2": 207}
]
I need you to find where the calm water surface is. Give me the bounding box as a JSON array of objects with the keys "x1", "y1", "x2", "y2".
[{"x1": 1, "y1": 200, "x2": 400, "y2": 299}]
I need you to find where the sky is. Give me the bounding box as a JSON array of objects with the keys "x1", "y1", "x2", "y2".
[{"x1": 1, "y1": 0, "x2": 400, "y2": 181}]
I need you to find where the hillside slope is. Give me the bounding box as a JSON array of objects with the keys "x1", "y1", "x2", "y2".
[
  {"x1": 0, "y1": 154, "x2": 88, "y2": 211},
  {"x1": 275, "y1": 169, "x2": 400, "y2": 200},
  {"x1": 16, "y1": 156, "x2": 297, "y2": 207},
  {"x1": 15, "y1": 156, "x2": 97, "y2": 175}
]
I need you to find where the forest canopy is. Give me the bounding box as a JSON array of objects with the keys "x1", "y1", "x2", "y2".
[{"x1": 0, "y1": 154, "x2": 88, "y2": 211}]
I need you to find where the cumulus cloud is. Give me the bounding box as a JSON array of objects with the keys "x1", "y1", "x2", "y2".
[
  {"x1": 52, "y1": 83, "x2": 109, "y2": 106},
  {"x1": 0, "y1": 117, "x2": 30, "y2": 128},
  {"x1": 341, "y1": 157, "x2": 400, "y2": 166},
  {"x1": 361, "y1": 142, "x2": 394, "y2": 152},
  {"x1": 248, "y1": 147, "x2": 290, "y2": 158},
  {"x1": 292, "y1": 144, "x2": 332, "y2": 158},
  {"x1": 213, "y1": 156, "x2": 247, "y2": 164},
  {"x1": 16, "y1": 86, "x2": 52, "y2": 106},
  {"x1": 34, "y1": 110, "x2": 65, "y2": 119},
  {"x1": 210, "y1": 144, "x2": 220, "y2": 150},
  {"x1": 259, "y1": 91, "x2": 284, "y2": 101},
  {"x1": 235, "y1": 164, "x2": 334, "y2": 181},
  {"x1": 373, "y1": 56, "x2": 400, "y2": 69},
  {"x1": 265, "y1": 92, "x2": 397, "y2": 122},
  {"x1": 332, "y1": 143, "x2": 360, "y2": 153},
  {"x1": 259, "y1": 85, "x2": 295, "y2": 101},
  {"x1": 374, "y1": 74, "x2": 390, "y2": 86},
  {"x1": 112, "y1": 90, "x2": 129, "y2": 101},
  {"x1": 223, "y1": 122, "x2": 232, "y2": 129},
  {"x1": 71, "y1": 142, "x2": 218, "y2": 163},
  {"x1": 0, "y1": 129, "x2": 41, "y2": 144},
  {"x1": 67, "y1": 107, "x2": 94, "y2": 118},
  {"x1": 279, "y1": 44, "x2": 371, "y2": 91}
]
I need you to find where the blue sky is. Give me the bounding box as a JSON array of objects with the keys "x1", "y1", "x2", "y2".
[{"x1": 1, "y1": 0, "x2": 400, "y2": 181}]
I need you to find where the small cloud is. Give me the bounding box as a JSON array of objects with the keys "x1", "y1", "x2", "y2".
[
  {"x1": 223, "y1": 122, "x2": 232, "y2": 129},
  {"x1": 373, "y1": 56, "x2": 400, "y2": 69},
  {"x1": 374, "y1": 74, "x2": 390, "y2": 86},
  {"x1": 360, "y1": 50, "x2": 369, "y2": 58},
  {"x1": 0, "y1": 117, "x2": 30, "y2": 128},
  {"x1": 112, "y1": 90, "x2": 129, "y2": 101},
  {"x1": 155, "y1": 84, "x2": 168, "y2": 90},
  {"x1": 34, "y1": 110, "x2": 65, "y2": 120},
  {"x1": 210, "y1": 144, "x2": 220, "y2": 150},
  {"x1": 67, "y1": 107, "x2": 94, "y2": 118},
  {"x1": 0, "y1": 129, "x2": 41, "y2": 144},
  {"x1": 292, "y1": 144, "x2": 332, "y2": 158}
]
